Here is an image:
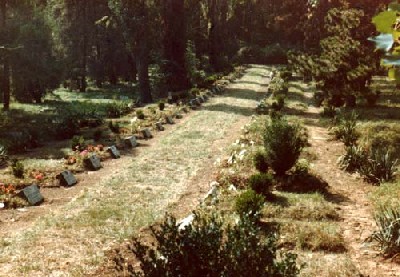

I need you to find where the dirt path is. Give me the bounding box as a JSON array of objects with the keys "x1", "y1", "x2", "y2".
[
  {"x1": 0, "y1": 65, "x2": 272, "y2": 276},
  {"x1": 304, "y1": 98, "x2": 400, "y2": 276}
]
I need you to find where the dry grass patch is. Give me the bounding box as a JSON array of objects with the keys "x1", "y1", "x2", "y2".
[
  {"x1": 369, "y1": 181, "x2": 400, "y2": 210},
  {"x1": 263, "y1": 192, "x2": 338, "y2": 221},
  {"x1": 280, "y1": 221, "x2": 345, "y2": 252},
  {"x1": 298, "y1": 252, "x2": 360, "y2": 277}
]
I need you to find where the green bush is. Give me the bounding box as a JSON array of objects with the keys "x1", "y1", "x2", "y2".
[
  {"x1": 332, "y1": 112, "x2": 360, "y2": 147},
  {"x1": 71, "y1": 136, "x2": 86, "y2": 151},
  {"x1": 106, "y1": 101, "x2": 131, "y2": 118},
  {"x1": 338, "y1": 145, "x2": 369, "y2": 173},
  {"x1": 115, "y1": 212, "x2": 301, "y2": 276},
  {"x1": 158, "y1": 101, "x2": 165, "y2": 111},
  {"x1": 253, "y1": 150, "x2": 269, "y2": 173},
  {"x1": 55, "y1": 114, "x2": 80, "y2": 139},
  {"x1": 136, "y1": 109, "x2": 145, "y2": 120},
  {"x1": 248, "y1": 173, "x2": 274, "y2": 196},
  {"x1": 359, "y1": 149, "x2": 398, "y2": 185},
  {"x1": 370, "y1": 207, "x2": 400, "y2": 257},
  {"x1": 93, "y1": 130, "x2": 103, "y2": 142},
  {"x1": 12, "y1": 160, "x2": 24, "y2": 179},
  {"x1": 235, "y1": 189, "x2": 265, "y2": 220},
  {"x1": 264, "y1": 118, "x2": 307, "y2": 176}
]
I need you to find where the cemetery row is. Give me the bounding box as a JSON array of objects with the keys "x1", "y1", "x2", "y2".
[{"x1": 0, "y1": 78, "x2": 237, "y2": 209}]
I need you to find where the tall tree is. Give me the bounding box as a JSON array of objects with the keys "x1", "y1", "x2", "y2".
[{"x1": 162, "y1": 0, "x2": 190, "y2": 92}]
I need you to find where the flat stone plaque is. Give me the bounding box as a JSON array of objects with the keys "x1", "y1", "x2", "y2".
[
  {"x1": 20, "y1": 184, "x2": 44, "y2": 206},
  {"x1": 142, "y1": 128, "x2": 153, "y2": 139},
  {"x1": 108, "y1": 145, "x2": 121, "y2": 159},
  {"x1": 60, "y1": 170, "x2": 77, "y2": 187},
  {"x1": 166, "y1": 116, "x2": 175, "y2": 124},
  {"x1": 156, "y1": 122, "x2": 165, "y2": 131},
  {"x1": 84, "y1": 154, "x2": 102, "y2": 171},
  {"x1": 124, "y1": 136, "x2": 137, "y2": 148}
]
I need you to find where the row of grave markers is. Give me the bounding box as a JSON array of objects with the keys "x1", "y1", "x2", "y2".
[{"x1": 18, "y1": 84, "x2": 226, "y2": 207}]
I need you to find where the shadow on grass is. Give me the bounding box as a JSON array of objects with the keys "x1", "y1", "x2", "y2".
[
  {"x1": 275, "y1": 173, "x2": 351, "y2": 205},
  {"x1": 204, "y1": 103, "x2": 255, "y2": 117}
]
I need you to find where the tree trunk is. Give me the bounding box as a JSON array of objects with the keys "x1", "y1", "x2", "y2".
[
  {"x1": 163, "y1": 0, "x2": 190, "y2": 93},
  {"x1": 136, "y1": 49, "x2": 152, "y2": 104},
  {"x1": 80, "y1": 1, "x2": 88, "y2": 92},
  {"x1": 0, "y1": 0, "x2": 10, "y2": 111}
]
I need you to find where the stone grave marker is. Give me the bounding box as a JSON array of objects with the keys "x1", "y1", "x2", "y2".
[
  {"x1": 124, "y1": 136, "x2": 138, "y2": 148},
  {"x1": 194, "y1": 98, "x2": 201, "y2": 106},
  {"x1": 59, "y1": 170, "x2": 77, "y2": 187},
  {"x1": 84, "y1": 154, "x2": 102, "y2": 171},
  {"x1": 166, "y1": 116, "x2": 175, "y2": 124},
  {"x1": 142, "y1": 128, "x2": 153, "y2": 139},
  {"x1": 197, "y1": 96, "x2": 205, "y2": 103},
  {"x1": 175, "y1": 113, "x2": 183, "y2": 119},
  {"x1": 189, "y1": 100, "x2": 197, "y2": 110},
  {"x1": 108, "y1": 145, "x2": 121, "y2": 159},
  {"x1": 19, "y1": 184, "x2": 44, "y2": 206},
  {"x1": 156, "y1": 122, "x2": 165, "y2": 131}
]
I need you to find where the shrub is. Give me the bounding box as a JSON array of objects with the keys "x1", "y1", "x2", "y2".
[
  {"x1": 55, "y1": 114, "x2": 80, "y2": 139},
  {"x1": 12, "y1": 160, "x2": 24, "y2": 179},
  {"x1": 264, "y1": 118, "x2": 307, "y2": 176},
  {"x1": 253, "y1": 150, "x2": 269, "y2": 173},
  {"x1": 248, "y1": 173, "x2": 274, "y2": 196},
  {"x1": 108, "y1": 121, "x2": 120, "y2": 134},
  {"x1": 359, "y1": 149, "x2": 398, "y2": 185},
  {"x1": 115, "y1": 212, "x2": 301, "y2": 276},
  {"x1": 370, "y1": 207, "x2": 400, "y2": 257},
  {"x1": 332, "y1": 112, "x2": 360, "y2": 147},
  {"x1": 338, "y1": 145, "x2": 369, "y2": 173},
  {"x1": 158, "y1": 101, "x2": 165, "y2": 111},
  {"x1": 235, "y1": 189, "x2": 265, "y2": 220},
  {"x1": 71, "y1": 135, "x2": 86, "y2": 151},
  {"x1": 93, "y1": 130, "x2": 103, "y2": 142},
  {"x1": 136, "y1": 109, "x2": 145, "y2": 120},
  {"x1": 106, "y1": 101, "x2": 131, "y2": 118}
]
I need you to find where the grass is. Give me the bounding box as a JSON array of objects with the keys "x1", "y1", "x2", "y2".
[
  {"x1": 263, "y1": 192, "x2": 339, "y2": 221},
  {"x1": 0, "y1": 66, "x2": 263, "y2": 276},
  {"x1": 369, "y1": 181, "x2": 400, "y2": 210},
  {"x1": 280, "y1": 221, "x2": 345, "y2": 252}
]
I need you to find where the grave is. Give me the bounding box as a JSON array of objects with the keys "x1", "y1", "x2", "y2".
[
  {"x1": 197, "y1": 96, "x2": 205, "y2": 103},
  {"x1": 189, "y1": 100, "x2": 198, "y2": 110},
  {"x1": 156, "y1": 122, "x2": 165, "y2": 131},
  {"x1": 19, "y1": 184, "x2": 44, "y2": 206},
  {"x1": 124, "y1": 136, "x2": 138, "y2": 148},
  {"x1": 166, "y1": 116, "x2": 175, "y2": 124},
  {"x1": 108, "y1": 145, "x2": 121, "y2": 159},
  {"x1": 142, "y1": 128, "x2": 153, "y2": 139},
  {"x1": 59, "y1": 170, "x2": 78, "y2": 187},
  {"x1": 84, "y1": 154, "x2": 102, "y2": 171},
  {"x1": 193, "y1": 98, "x2": 201, "y2": 106}
]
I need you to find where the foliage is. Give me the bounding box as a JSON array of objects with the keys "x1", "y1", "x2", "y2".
[
  {"x1": 115, "y1": 212, "x2": 301, "y2": 276},
  {"x1": 136, "y1": 110, "x2": 145, "y2": 120},
  {"x1": 338, "y1": 145, "x2": 369, "y2": 173},
  {"x1": 235, "y1": 189, "x2": 265, "y2": 220},
  {"x1": 108, "y1": 121, "x2": 120, "y2": 134},
  {"x1": 332, "y1": 112, "x2": 360, "y2": 147},
  {"x1": 370, "y1": 206, "x2": 400, "y2": 257},
  {"x1": 290, "y1": 8, "x2": 379, "y2": 107},
  {"x1": 0, "y1": 145, "x2": 7, "y2": 166},
  {"x1": 106, "y1": 101, "x2": 131, "y2": 118},
  {"x1": 248, "y1": 173, "x2": 274, "y2": 196},
  {"x1": 93, "y1": 130, "x2": 103, "y2": 142},
  {"x1": 158, "y1": 101, "x2": 165, "y2": 111},
  {"x1": 71, "y1": 136, "x2": 86, "y2": 151},
  {"x1": 253, "y1": 150, "x2": 269, "y2": 173},
  {"x1": 11, "y1": 160, "x2": 24, "y2": 179},
  {"x1": 264, "y1": 118, "x2": 307, "y2": 176},
  {"x1": 359, "y1": 149, "x2": 398, "y2": 185}
]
